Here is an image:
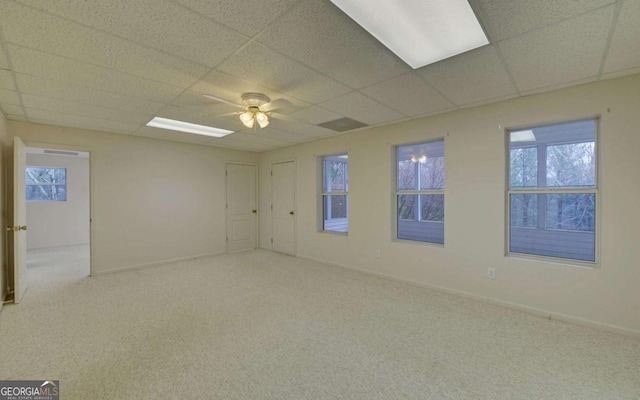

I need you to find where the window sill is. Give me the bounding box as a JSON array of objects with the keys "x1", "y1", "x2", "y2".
[{"x1": 507, "y1": 252, "x2": 598, "y2": 269}]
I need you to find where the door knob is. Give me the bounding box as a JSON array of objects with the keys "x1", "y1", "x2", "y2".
[
  {"x1": 252, "y1": 210, "x2": 257, "y2": 213},
  {"x1": 19, "y1": 225, "x2": 27, "y2": 231},
  {"x1": 289, "y1": 211, "x2": 294, "y2": 215},
  {"x1": 6, "y1": 226, "x2": 16, "y2": 232},
  {"x1": 6, "y1": 226, "x2": 25, "y2": 231}
]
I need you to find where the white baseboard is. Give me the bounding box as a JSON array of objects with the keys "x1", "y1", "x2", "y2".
[
  {"x1": 298, "y1": 254, "x2": 640, "y2": 338},
  {"x1": 93, "y1": 251, "x2": 225, "y2": 276}
]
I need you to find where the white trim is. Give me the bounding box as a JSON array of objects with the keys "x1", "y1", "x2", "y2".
[{"x1": 297, "y1": 254, "x2": 640, "y2": 338}]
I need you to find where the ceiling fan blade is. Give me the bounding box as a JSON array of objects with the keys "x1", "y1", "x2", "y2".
[
  {"x1": 262, "y1": 98, "x2": 292, "y2": 112},
  {"x1": 210, "y1": 111, "x2": 241, "y2": 118},
  {"x1": 270, "y1": 112, "x2": 296, "y2": 122},
  {"x1": 202, "y1": 94, "x2": 244, "y2": 108}
]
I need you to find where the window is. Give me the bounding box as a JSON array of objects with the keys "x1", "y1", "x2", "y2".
[
  {"x1": 396, "y1": 140, "x2": 444, "y2": 244},
  {"x1": 508, "y1": 119, "x2": 597, "y2": 262},
  {"x1": 322, "y1": 154, "x2": 348, "y2": 233},
  {"x1": 26, "y1": 167, "x2": 67, "y2": 201}
]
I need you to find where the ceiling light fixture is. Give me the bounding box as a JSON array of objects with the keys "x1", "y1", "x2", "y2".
[
  {"x1": 411, "y1": 155, "x2": 427, "y2": 164},
  {"x1": 239, "y1": 106, "x2": 270, "y2": 129},
  {"x1": 146, "y1": 117, "x2": 234, "y2": 138},
  {"x1": 329, "y1": 0, "x2": 489, "y2": 69}
]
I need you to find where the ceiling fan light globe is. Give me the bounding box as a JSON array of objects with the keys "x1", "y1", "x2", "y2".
[
  {"x1": 240, "y1": 111, "x2": 255, "y2": 128},
  {"x1": 257, "y1": 116, "x2": 269, "y2": 129}
]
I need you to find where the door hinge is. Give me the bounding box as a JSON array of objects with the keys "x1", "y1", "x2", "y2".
[
  {"x1": 226, "y1": 237, "x2": 228, "y2": 241},
  {"x1": 271, "y1": 238, "x2": 273, "y2": 244},
  {"x1": 270, "y1": 171, "x2": 273, "y2": 176},
  {"x1": 271, "y1": 204, "x2": 273, "y2": 210}
]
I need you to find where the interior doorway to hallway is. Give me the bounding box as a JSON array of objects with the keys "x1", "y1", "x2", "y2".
[{"x1": 24, "y1": 147, "x2": 91, "y2": 296}]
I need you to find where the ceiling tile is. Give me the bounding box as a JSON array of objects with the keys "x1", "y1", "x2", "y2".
[
  {"x1": 7, "y1": 45, "x2": 184, "y2": 103},
  {"x1": 474, "y1": 0, "x2": 615, "y2": 41},
  {"x1": 289, "y1": 106, "x2": 343, "y2": 125},
  {"x1": 0, "y1": 70, "x2": 15, "y2": 91},
  {"x1": 217, "y1": 42, "x2": 351, "y2": 104},
  {"x1": 257, "y1": 0, "x2": 409, "y2": 89},
  {"x1": 21, "y1": 94, "x2": 151, "y2": 125},
  {"x1": 417, "y1": 45, "x2": 517, "y2": 106},
  {"x1": 16, "y1": 0, "x2": 248, "y2": 67},
  {"x1": 361, "y1": 72, "x2": 454, "y2": 117},
  {"x1": 498, "y1": 6, "x2": 614, "y2": 92},
  {"x1": 0, "y1": 88, "x2": 21, "y2": 105},
  {"x1": 221, "y1": 131, "x2": 293, "y2": 147},
  {"x1": 15, "y1": 73, "x2": 165, "y2": 115},
  {"x1": 174, "y1": 0, "x2": 300, "y2": 37},
  {"x1": 206, "y1": 136, "x2": 273, "y2": 152},
  {"x1": 1, "y1": 103, "x2": 26, "y2": 118},
  {"x1": 250, "y1": 126, "x2": 316, "y2": 144},
  {"x1": 0, "y1": 1, "x2": 208, "y2": 88},
  {"x1": 603, "y1": 0, "x2": 640, "y2": 75},
  {"x1": 319, "y1": 91, "x2": 404, "y2": 125},
  {"x1": 26, "y1": 109, "x2": 141, "y2": 134}
]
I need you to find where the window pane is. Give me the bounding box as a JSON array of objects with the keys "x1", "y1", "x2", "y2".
[
  {"x1": 397, "y1": 141, "x2": 444, "y2": 190},
  {"x1": 546, "y1": 193, "x2": 595, "y2": 231},
  {"x1": 419, "y1": 156, "x2": 444, "y2": 190},
  {"x1": 397, "y1": 195, "x2": 444, "y2": 244},
  {"x1": 397, "y1": 194, "x2": 417, "y2": 220},
  {"x1": 26, "y1": 167, "x2": 66, "y2": 184},
  {"x1": 27, "y1": 184, "x2": 67, "y2": 201},
  {"x1": 510, "y1": 147, "x2": 537, "y2": 188},
  {"x1": 546, "y1": 142, "x2": 595, "y2": 187},
  {"x1": 420, "y1": 194, "x2": 444, "y2": 222},
  {"x1": 323, "y1": 156, "x2": 348, "y2": 192},
  {"x1": 510, "y1": 194, "x2": 537, "y2": 228},
  {"x1": 397, "y1": 159, "x2": 417, "y2": 190},
  {"x1": 323, "y1": 195, "x2": 348, "y2": 232}
]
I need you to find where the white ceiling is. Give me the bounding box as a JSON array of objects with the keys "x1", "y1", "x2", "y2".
[{"x1": 0, "y1": 0, "x2": 638, "y2": 152}]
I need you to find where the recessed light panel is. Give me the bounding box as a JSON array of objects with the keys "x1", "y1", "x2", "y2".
[
  {"x1": 329, "y1": 0, "x2": 489, "y2": 69},
  {"x1": 146, "y1": 117, "x2": 234, "y2": 138}
]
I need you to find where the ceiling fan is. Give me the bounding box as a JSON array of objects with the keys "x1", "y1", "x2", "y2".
[{"x1": 202, "y1": 92, "x2": 293, "y2": 130}]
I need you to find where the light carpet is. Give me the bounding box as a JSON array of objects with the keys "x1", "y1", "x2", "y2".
[{"x1": 0, "y1": 246, "x2": 639, "y2": 399}]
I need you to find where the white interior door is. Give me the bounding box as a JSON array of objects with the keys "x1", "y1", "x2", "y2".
[
  {"x1": 271, "y1": 161, "x2": 295, "y2": 255},
  {"x1": 11, "y1": 137, "x2": 28, "y2": 303},
  {"x1": 226, "y1": 164, "x2": 257, "y2": 252}
]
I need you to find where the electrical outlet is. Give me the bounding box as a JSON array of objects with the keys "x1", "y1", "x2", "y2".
[
  {"x1": 487, "y1": 267, "x2": 496, "y2": 280},
  {"x1": 375, "y1": 250, "x2": 381, "y2": 258}
]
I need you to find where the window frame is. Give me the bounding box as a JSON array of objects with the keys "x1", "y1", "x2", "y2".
[
  {"x1": 394, "y1": 138, "x2": 445, "y2": 245},
  {"x1": 26, "y1": 166, "x2": 68, "y2": 202},
  {"x1": 319, "y1": 153, "x2": 349, "y2": 234},
  {"x1": 505, "y1": 118, "x2": 600, "y2": 266}
]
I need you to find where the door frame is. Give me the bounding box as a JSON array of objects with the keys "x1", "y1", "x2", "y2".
[
  {"x1": 270, "y1": 159, "x2": 296, "y2": 256},
  {"x1": 21, "y1": 141, "x2": 95, "y2": 277},
  {"x1": 225, "y1": 162, "x2": 259, "y2": 252}
]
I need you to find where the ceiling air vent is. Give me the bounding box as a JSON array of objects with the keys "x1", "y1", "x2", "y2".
[{"x1": 317, "y1": 117, "x2": 368, "y2": 132}]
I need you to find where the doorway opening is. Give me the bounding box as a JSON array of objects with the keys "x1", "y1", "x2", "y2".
[{"x1": 24, "y1": 147, "x2": 91, "y2": 294}]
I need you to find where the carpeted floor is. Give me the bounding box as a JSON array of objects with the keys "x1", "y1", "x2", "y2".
[{"x1": 0, "y1": 246, "x2": 639, "y2": 399}]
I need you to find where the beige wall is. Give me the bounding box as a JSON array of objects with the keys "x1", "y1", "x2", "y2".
[
  {"x1": 0, "y1": 112, "x2": 7, "y2": 308},
  {"x1": 26, "y1": 153, "x2": 90, "y2": 250},
  {"x1": 258, "y1": 74, "x2": 640, "y2": 334},
  {"x1": 7, "y1": 122, "x2": 258, "y2": 274}
]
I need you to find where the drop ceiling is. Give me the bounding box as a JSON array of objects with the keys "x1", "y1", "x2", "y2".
[{"x1": 0, "y1": 0, "x2": 638, "y2": 152}]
